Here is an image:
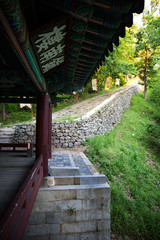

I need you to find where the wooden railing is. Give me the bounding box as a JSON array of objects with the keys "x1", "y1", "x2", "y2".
[
  {"x1": 0, "y1": 155, "x2": 43, "y2": 240},
  {"x1": 0, "y1": 143, "x2": 28, "y2": 152}
]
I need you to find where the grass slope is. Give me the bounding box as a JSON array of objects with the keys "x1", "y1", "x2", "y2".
[{"x1": 84, "y1": 92, "x2": 160, "y2": 240}]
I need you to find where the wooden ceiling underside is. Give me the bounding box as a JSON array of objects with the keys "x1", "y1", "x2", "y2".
[{"x1": 0, "y1": 0, "x2": 144, "y2": 102}]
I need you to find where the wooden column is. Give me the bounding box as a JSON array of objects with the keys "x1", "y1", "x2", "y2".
[
  {"x1": 36, "y1": 93, "x2": 49, "y2": 177},
  {"x1": 48, "y1": 100, "x2": 53, "y2": 159}
]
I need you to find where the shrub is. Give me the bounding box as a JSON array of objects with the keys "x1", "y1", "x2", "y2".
[
  {"x1": 149, "y1": 84, "x2": 160, "y2": 106},
  {"x1": 5, "y1": 104, "x2": 20, "y2": 113}
]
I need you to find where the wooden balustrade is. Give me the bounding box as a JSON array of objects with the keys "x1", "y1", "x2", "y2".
[{"x1": 0, "y1": 155, "x2": 43, "y2": 240}]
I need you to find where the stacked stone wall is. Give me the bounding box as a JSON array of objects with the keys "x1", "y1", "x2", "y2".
[
  {"x1": 13, "y1": 85, "x2": 141, "y2": 147},
  {"x1": 23, "y1": 176, "x2": 110, "y2": 240}
]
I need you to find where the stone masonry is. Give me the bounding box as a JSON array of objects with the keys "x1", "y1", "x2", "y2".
[
  {"x1": 13, "y1": 85, "x2": 142, "y2": 147},
  {"x1": 23, "y1": 151, "x2": 111, "y2": 240},
  {"x1": 23, "y1": 177, "x2": 110, "y2": 240}
]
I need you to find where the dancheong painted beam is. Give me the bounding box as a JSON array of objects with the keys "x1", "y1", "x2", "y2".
[{"x1": 0, "y1": 0, "x2": 144, "y2": 102}]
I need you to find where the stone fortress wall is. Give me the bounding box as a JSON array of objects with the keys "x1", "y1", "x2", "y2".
[{"x1": 13, "y1": 85, "x2": 142, "y2": 147}]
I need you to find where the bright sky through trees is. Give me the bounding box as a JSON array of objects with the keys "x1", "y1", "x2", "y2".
[{"x1": 134, "y1": 0, "x2": 151, "y2": 26}]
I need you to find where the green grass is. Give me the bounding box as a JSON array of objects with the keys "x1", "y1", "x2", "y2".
[
  {"x1": 0, "y1": 108, "x2": 36, "y2": 128},
  {"x1": 84, "y1": 92, "x2": 160, "y2": 240},
  {"x1": 53, "y1": 115, "x2": 82, "y2": 122}
]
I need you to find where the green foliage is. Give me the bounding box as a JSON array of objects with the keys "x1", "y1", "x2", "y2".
[
  {"x1": 4, "y1": 104, "x2": 19, "y2": 113},
  {"x1": 149, "y1": 84, "x2": 160, "y2": 106},
  {"x1": 93, "y1": 26, "x2": 138, "y2": 89},
  {"x1": 0, "y1": 104, "x2": 36, "y2": 127},
  {"x1": 84, "y1": 92, "x2": 160, "y2": 239},
  {"x1": 135, "y1": 8, "x2": 160, "y2": 97}
]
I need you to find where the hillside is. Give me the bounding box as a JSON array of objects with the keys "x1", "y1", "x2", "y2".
[{"x1": 84, "y1": 90, "x2": 160, "y2": 240}]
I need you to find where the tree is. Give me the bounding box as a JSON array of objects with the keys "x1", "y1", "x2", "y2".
[
  {"x1": 135, "y1": 4, "x2": 160, "y2": 99},
  {"x1": 93, "y1": 26, "x2": 138, "y2": 89}
]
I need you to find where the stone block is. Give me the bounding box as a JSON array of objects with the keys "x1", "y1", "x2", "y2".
[
  {"x1": 74, "y1": 177, "x2": 80, "y2": 185},
  {"x1": 28, "y1": 212, "x2": 46, "y2": 225},
  {"x1": 80, "y1": 232, "x2": 99, "y2": 240},
  {"x1": 55, "y1": 199, "x2": 82, "y2": 212},
  {"x1": 82, "y1": 199, "x2": 109, "y2": 210},
  {"x1": 49, "y1": 166, "x2": 80, "y2": 176},
  {"x1": 69, "y1": 142, "x2": 73, "y2": 148},
  {"x1": 47, "y1": 211, "x2": 76, "y2": 224},
  {"x1": 41, "y1": 177, "x2": 55, "y2": 187},
  {"x1": 62, "y1": 221, "x2": 97, "y2": 234},
  {"x1": 24, "y1": 224, "x2": 60, "y2": 236},
  {"x1": 98, "y1": 220, "x2": 110, "y2": 231},
  {"x1": 50, "y1": 233, "x2": 80, "y2": 240},
  {"x1": 63, "y1": 143, "x2": 68, "y2": 147},
  {"x1": 74, "y1": 142, "x2": 81, "y2": 146},
  {"x1": 76, "y1": 184, "x2": 110, "y2": 200},
  {"x1": 23, "y1": 235, "x2": 50, "y2": 240},
  {"x1": 32, "y1": 201, "x2": 54, "y2": 213},
  {"x1": 98, "y1": 231, "x2": 110, "y2": 240},
  {"x1": 54, "y1": 176, "x2": 74, "y2": 185},
  {"x1": 76, "y1": 209, "x2": 103, "y2": 221},
  {"x1": 36, "y1": 189, "x2": 76, "y2": 201}
]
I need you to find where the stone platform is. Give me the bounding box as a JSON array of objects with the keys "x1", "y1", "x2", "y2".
[
  {"x1": 23, "y1": 150, "x2": 111, "y2": 240},
  {"x1": 48, "y1": 151, "x2": 98, "y2": 176}
]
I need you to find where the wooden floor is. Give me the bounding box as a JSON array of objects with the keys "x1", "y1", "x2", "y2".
[{"x1": 0, "y1": 152, "x2": 35, "y2": 217}]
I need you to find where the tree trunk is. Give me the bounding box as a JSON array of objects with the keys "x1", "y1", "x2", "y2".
[
  {"x1": 1, "y1": 103, "x2": 6, "y2": 121},
  {"x1": 144, "y1": 49, "x2": 149, "y2": 100}
]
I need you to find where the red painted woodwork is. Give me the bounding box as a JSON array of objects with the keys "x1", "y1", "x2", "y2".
[
  {"x1": 0, "y1": 143, "x2": 29, "y2": 152},
  {"x1": 93, "y1": 1, "x2": 111, "y2": 10},
  {"x1": 86, "y1": 29, "x2": 99, "y2": 36},
  {"x1": 0, "y1": 155, "x2": 43, "y2": 240},
  {"x1": 36, "y1": 94, "x2": 49, "y2": 177},
  {"x1": 89, "y1": 18, "x2": 103, "y2": 25},
  {"x1": 48, "y1": 101, "x2": 53, "y2": 159}
]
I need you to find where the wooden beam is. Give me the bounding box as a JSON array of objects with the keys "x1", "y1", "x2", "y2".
[
  {"x1": 77, "y1": 63, "x2": 88, "y2": 67},
  {"x1": 89, "y1": 18, "x2": 103, "y2": 25},
  {"x1": 81, "y1": 46, "x2": 93, "y2": 52},
  {"x1": 78, "y1": 59, "x2": 89, "y2": 63},
  {"x1": 83, "y1": 40, "x2": 94, "y2": 45},
  {"x1": 86, "y1": 29, "x2": 99, "y2": 36},
  {"x1": 0, "y1": 97, "x2": 36, "y2": 104},
  {"x1": 93, "y1": 1, "x2": 111, "y2": 10}
]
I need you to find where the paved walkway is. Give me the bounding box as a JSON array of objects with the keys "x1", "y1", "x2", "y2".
[
  {"x1": 52, "y1": 79, "x2": 139, "y2": 121},
  {"x1": 50, "y1": 147, "x2": 99, "y2": 176}
]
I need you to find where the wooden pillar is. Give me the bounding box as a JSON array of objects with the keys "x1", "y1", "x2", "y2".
[
  {"x1": 48, "y1": 100, "x2": 52, "y2": 159},
  {"x1": 36, "y1": 93, "x2": 49, "y2": 177}
]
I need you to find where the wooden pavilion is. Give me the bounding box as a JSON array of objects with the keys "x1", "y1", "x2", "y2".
[{"x1": 0, "y1": 0, "x2": 144, "y2": 239}]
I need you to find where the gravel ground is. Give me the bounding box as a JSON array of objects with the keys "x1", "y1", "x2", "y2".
[{"x1": 52, "y1": 80, "x2": 140, "y2": 121}]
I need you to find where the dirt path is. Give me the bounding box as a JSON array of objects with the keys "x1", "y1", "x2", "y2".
[{"x1": 52, "y1": 80, "x2": 140, "y2": 121}]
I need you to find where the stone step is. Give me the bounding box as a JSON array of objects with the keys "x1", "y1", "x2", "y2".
[
  {"x1": 0, "y1": 128, "x2": 14, "y2": 143},
  {"x1": 0, "y1": 128, "x2": 14, "y2": 132},
  {"x1": 42, "y1": 175, "x2": 107, "y2": 187},
  {"x1": 0, "y1": 135, "x2": 13, "y2": 139},
  {"x1": 0, "y1": 136, "x2": 13, "y2": 143},
  {"x1": 0, "y1": 132, "x2": 14, "y2": 136},
  {"x1": 49, "y1": 166, "x2": 80, "y2": 176}
]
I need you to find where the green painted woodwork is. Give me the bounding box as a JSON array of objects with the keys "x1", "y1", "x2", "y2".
[{"x1": 0, "y1": 0, "x2": 144, "y2": 100}]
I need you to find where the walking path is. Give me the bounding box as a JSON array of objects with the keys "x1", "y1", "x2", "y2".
[{"x1": 52, "y1": 79, "x2": 139, "y2": 121}]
